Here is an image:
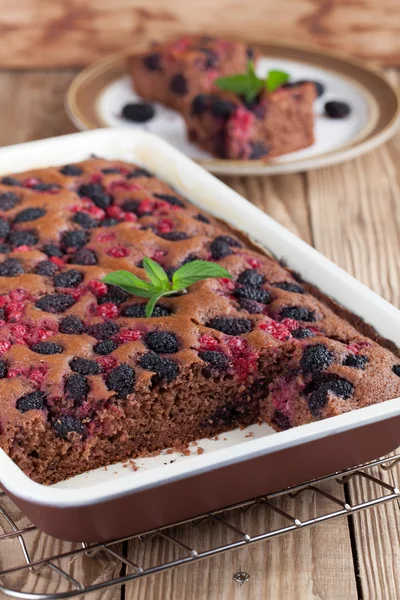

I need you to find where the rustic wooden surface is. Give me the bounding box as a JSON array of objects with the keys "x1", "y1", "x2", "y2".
[
  {"x1": 0, "y1": 69, "x2": 400, "y2": 599},
  {"x1": 0, "y1": 0, "x2": 399, "y2": 68}
]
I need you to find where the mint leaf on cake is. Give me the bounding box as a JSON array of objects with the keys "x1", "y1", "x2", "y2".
[{"x1": 215, "y1": 62, "x2": 290, "y2": 100}]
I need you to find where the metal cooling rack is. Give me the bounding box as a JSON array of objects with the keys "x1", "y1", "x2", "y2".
[{"x1": 1, "y1": 453, "x2": 400, "y2": 599}]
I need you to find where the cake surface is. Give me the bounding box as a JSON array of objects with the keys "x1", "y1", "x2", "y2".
[{"x1": 0, "y1": 159, "x2": 399, "y2": 485}]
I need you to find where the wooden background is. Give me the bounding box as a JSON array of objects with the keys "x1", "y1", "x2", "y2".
[{"x1": 0, "y1": 0, "x2": 399, "y2": 68}]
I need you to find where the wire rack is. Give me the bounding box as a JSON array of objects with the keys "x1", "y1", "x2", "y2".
[{"x1": 1, "y1": 453, "x2": 400, "y2": 599}]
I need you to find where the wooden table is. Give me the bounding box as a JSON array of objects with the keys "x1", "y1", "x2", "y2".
[{"x1": 1, "y1": 69, "x2": 400, "y2": 600}]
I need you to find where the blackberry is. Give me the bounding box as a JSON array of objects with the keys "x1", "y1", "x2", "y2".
[
  {"x1": 122, "y1": 199, "x2": 140, "y2": 213},
  {"x1": 36, "y1": 293, "x2": 76, "y2": 313},
  {"x1": 93, "y1": 339, "x2": 118, "y2": 355},
  {"x1": 13, "y1": 207, "x2": 46, "y2": 224},
  {"x1": 143, "y1": 52, "x2": 162, "y2": 71},
  {"x1": 8, "y1": 230, "x2": 38, "y2": 248},
  {"x1": 78, "y1": 183, "x2": 112, "y2": 210},
  {"x1": 237, "y1": 269, "x2": 265, "y2": 287},
  {"x1": 121, "y1": 303, "x2": 171, "y2": 318},
  {"x1": 127, "y1": 167, "x2": 152, "y2": 179},
  {"x1": 300, "y1": 344, "x2": 334, "y2": 374},
  {"x1": 194, "y1": 213, "x2": 209, "y2": 223},
  {"x1": 325, "y1": 101, "x2": 351, "y2": 119},
  {"x1": 29, "y1": 182, "x2": 60, "y2": 192},
  {"x1": 0, "y1": 308, "x2": 4, "y2": 320},
  {"x1": 69, "y1": 247, "x2": 98, "y2": 265},
  {"x1": 0, "y1": 360, "x2": 7, "y2": 379},
  {"x1": 291, "y1": 327, "x2": 315, "y2": 340},
  {"x1": 31, "y1": 341, "x2": 63, "y2": 355},
  {"x1": 207, "y1": 317, "x2": 253, "y2": 336},
  {"x1": 210, "y1": 235, "x2": 241, "y2": 259},
  {"x1": 297, "y1": 79, "x2": 325, "y2": 97},
  {"x1": 65, "y1": 373, "x2": 89, "y2": 403},
  {"x1": 102, "y1": 218, "x2": 119, "y2": 227},
  {"x1": 237, "y1": 298, "x2": 264, "y2": 314},
  {"x1": 343, "y1": 354, "x2": 368, "y2": 369},
  {"x1": 103, "y1": 168, "x2": 124, "y2": 174},
  {"x1": 139, "y1": 352, "x2": 179, "y2": 383},
  {"x1": 153, "y1": 193, "x2": 185, "y2": 208},
  {"x1": 59, "y1": 315, "x2": 86, "y2": 335},
  {"x1": 271, "y1": 410, "x2": 290, "y2": 431},
  {"x1": 199, "y1": 48, "x2": 218, "y2": 69},
  {"x1": 42, "y1": 244, "x2": 63, "y2": 258},
  {"x1": 169, "y1": 74, "x2": 188, "y2": 95},
  {"x1": 60, "y1": 164, "x2": 83, "y2": 176},
  {"x1": 198, "y1": 350, "x2": 231, "y2": 371},
  {"x1": 73, "y1": 212, "x2": 97, "y2": 229},
  {"x1": 234, "y1": 286, "x2": 271, "y2": 304},
  {"x1": 249, "y1": 142, "x2": 270, "y2": 160},
  {"x1": 0, "y1": 243, "x2": 10, "y2": 253},
  {"x1": 122, "y1": 102, "x2": 155, "y2": 123},
  {"x1": 0, "y1": 218, "x2": 10, "y2": 238},
  {"x1": 53, "y1": 415, "x2": 86, "y2": 440},
  {"x1": 97, "y1": 285, "x2": 130, "y2": 305},
  {"x1": 246, "y1": 47, "x2": 254, "y2": 60},
  {"x1": 273, "y1": 281, "x2": 305, "y2": 294},
  {"x1": 280, "y1": 306, "x2": 316, "y2": 322},
  {"x1": 305, "y1": 374, "x2": 354, "y2": 416},
  {"x1": 0, "y1": 258, "x2": 24, "y2": 277},
  {"x1": 145, "y1": 331, "x2": 180, "y2": 354},
  {"x1": 1, "y1": 176, "x2": 21, "y2": 187},
  {"x1": 392, "y1": 365, "x2": 400, "y2": 377},
  {"x1": 54, "y1": 269, "x2": 83, "y2": 288},
  {"x1": 210, "y1": 98, "x2": 236, "y2": 119},
  {"x1": 69, "y1": 357, "x2": 100, "y2": 375},
  {"x1": 16, "y1": 391, "x2": 47, "y2": 413},
  {"x1": 87, "y1": 321, "x2": 120, "y2": 340},
  {"x1": 192, "y1": 94, "x2": 209, "y2": 115},
  {"x1": 158, "y1": 231, "x2": 189, "y2": 241},
  {"x1": 61, "y1": 229, "x2": 88, "y2": 249},
  {"x1": 0, "y1": 191, "x2": 19, "y2": 211},
  {"x1": 106, "y1": 364, "x2": 135, "y2": 398}
]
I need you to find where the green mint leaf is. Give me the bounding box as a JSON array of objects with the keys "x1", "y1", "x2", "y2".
[
  {"x1": 142, "y1": 257, "x2": 170, "y2": 289},
  {"x1": 265, "y1": 70, "x2": 289, "y2": 93},
  {"x1": 215, "y1": 61, "x2": 263, "y2": 103},
  {"x1": 145, "y1": 291, "x2": 168, "y2": 318},
  {"x1": 172, "y1": 260, "x2": 232, "y2": 290},
  {"x1": 103, "y1": 270, "x2": 154, "y2": 292}
]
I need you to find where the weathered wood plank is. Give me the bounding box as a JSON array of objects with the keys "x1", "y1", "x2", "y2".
[{"x1": 0, "y1": 0, "x2": 398, "y2": 68}]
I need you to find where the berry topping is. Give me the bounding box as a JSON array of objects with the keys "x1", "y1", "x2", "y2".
[
  {"x1": 54, "y1": 269, "x2": 84, "y2": 288},
  {"x1": 210, "y1": 235, "x2": 241, "y2": 259},
  {"x1": 101, "y1": 168, "x2": 122, "y2": 174},
  {"x1": 122, "y1": 102, "x2": 155, "y2": 123},
  {"x1": 143, "y1": 52, "x2": 162, "y2": 71},
  {"x1": 280, "y1": 306, "x2": 317, "y2": 322},
  {"x1": 0, "y1": 191, "x2": 19, "y2": 211},
  {"x1": 271, "y1": 410, "x2": 290, "y2": 430},
  {"x1": 34, "y1": 260, "x2": 57, "y2": 276},
  {"x1": 107, "y1": 246, "x2": 129, "y2": 258},
  {"x1": 65, "y1": 373, "x2": 89, "y2": 403},
  {"x1": 192, "y1": 94, "x2": 209, "y2": 115},
  {"x1": 43, "y1": 244, "x2": 63, "y2": 258},
  {"x1": 69, "y1": 247, "x2": 98, "y2": 265},
  {"x1": 61, "y1": 230, "x2": 88, "y2": 249},
  {"x1": 145, "y1": 331, "x2": 180, "y2": 354},
  {"x1": 139, "y1": 352, "x2": 179, "y2": 383},
  {"x1": 102, "y1": 218, "x2": 119, "y2": 227},
  {"x1": 1, "y1": 177, "x2": 21, "y2": 187},
  {"x1": 13, "y1": 208, "x2": 46, "y2": 224},
  {"x1": 194, "y1": 213, "x2": 210, "y2": 224},
  {"x1": 60, "y1": 164, "x2": 83, "y2": 176},
  {"x1": 158, "y1": 231, "x2": 189, "y2": 241},
  {"x1": 53, "y1": 415, "x2": 86, "y2": 440},
  {"x1": 16, "y1": 391, "x2": 47, "y2": 413},
  {"x1": 249, "y1": 142, "x2": 270, "y2": 160},
  {"x1": 237, "y1": 298, "x2": 264, "y2": 314},
  {"x1": 343, "y1": 354, "x2": 368, "y2": 369},
  {"x1": 127, "y1": 167, "x2": 152, "y2": 179},
  {"x1": 233, "y1": 286, "x2": 271, "y2": 304},
  {"x1": 8, "y1": 230, "x2": 38, "y2": 248},
  {"x1": 121, "y1": 303, "x2": 171, "y2": 318},
  {"x1": 207, "y1": 317, "x2": 253, "y2": 336},
  {"x1": 73, "y1": 212, "x2": 97, "y2": 229},
  {"x1": 31, "y1": 341, "x2": 63, "y2": 355},
  {"x1": 0, "y1": 219, "x2": 10, "y2": 238},
  {"x1": 198, "y1": 350, "x2": 231, "y2": 371},
  {"x1": 305, "y1": 374, "x2": 354, "y2": 416},
  {"x1": 210, "y1": 98, "x2": 236, "y2": 118},
  {"x1": 78, "y1": 183, "x2": 112, "y2": 210},
  {"x1": 0, "y1": 243, "x2": 10, "y2": 253},
  {"x1": 300, "y1": 344, "x2": 334, "y2": 374},
  {"x1": 169, "y1": 73, "x2": 188, "y2": 95},
  {"x1": 291, "y1": 327, "x2": 315, "y2": 340},
  {"x1": 69, "y1": 357, "x2": 100, "y2": 375},
  {"x1": 153, "y1": 193, "x2": 185, "y2": 208},
  {"x1": 94, "y1": 339, "x2": 118, "y2": 355},
  {"x1": 122, "y1": 200, "x2": 140, "y2": 214},
  {"x1": 325, "y1": 101, "x2": 351, "y2": 119},
  {"x1": 237, "y1": 269, "x2": 265, "y2": 287},
  {"x1": 59, "y1": 315, "x2": 85, "y2": 335},
  {"x1": 87, "y1": 321, "x2": 120, "y2": 340},
  {"x1": 0, "y1": 360, "x2": 7, "y2": 378},
  {"x1": 97, "y1": 285, "x2": 130, "y2": 305},
  {"x1": 106, "y1": 364, "x2": 135, "y2": 398},
  {"x1": 36, "y1": 293, "x2": 76, "y2": 313},
  {"x1": 0, "y1": 258, "x2": 24, "y2": 277},
  {"x1": 96, "y1": 302, "x2": 119, "y2": 319},
  {"x1": 392, "y1": 365, "x2": 400, "y2": 377},
  {"x1": 273, "y1": 282, "x2": 305, "y2": 294}
]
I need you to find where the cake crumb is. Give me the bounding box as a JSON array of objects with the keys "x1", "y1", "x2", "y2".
[
  {"x1": 197, "y1": 447, "x2": 204, "y2": 455},
  {"x1": 129, "y1": 460, "x2": 138, "y2": 471},
  {"x1": 245, "y1": 432, "x2": 254, "y2": 438}
]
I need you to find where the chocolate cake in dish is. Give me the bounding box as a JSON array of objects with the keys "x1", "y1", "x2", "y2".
[
  {"x1": 128, "y1": 35, "x2": 257, "y2": 111},
  {"x1": 0, "y1": 159, "x2": 400, "y2": 485},
  {"x1": 185, "y1": 83, "x2": 316, "y2": 160}
]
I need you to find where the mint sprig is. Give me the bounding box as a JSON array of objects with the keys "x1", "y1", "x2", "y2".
[
  {"x1": 103, "y1": 258, "x2": 232, "y2": 317},
  {"x1": 215, "y1": 62, "x2": 289, "y2": 102}
]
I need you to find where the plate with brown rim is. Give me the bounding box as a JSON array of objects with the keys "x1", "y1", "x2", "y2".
[{"x1": 66, "y1": 40, "x2": 400, "y2": 176}]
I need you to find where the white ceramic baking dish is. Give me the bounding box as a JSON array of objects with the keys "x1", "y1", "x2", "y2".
[{"x1": 1, "y1": 129, "x2": 400, "y2": 542}]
